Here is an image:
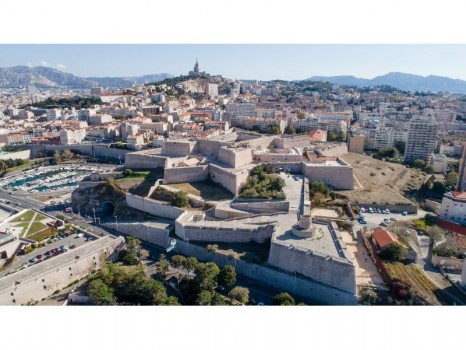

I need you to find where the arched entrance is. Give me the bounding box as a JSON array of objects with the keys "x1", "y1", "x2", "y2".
[{"x1": 100, "y1": 201, "x2": 115, "y2": 217}]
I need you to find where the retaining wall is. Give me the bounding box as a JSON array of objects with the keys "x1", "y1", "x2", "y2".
[
  {"x1": 231, "y1": 199, "x2": 290, "y2": 214},
  {"x1": 302, "y1": 162, "x2": 354, "y2": 190},
  {"x1": 124, "y1": 152, "x2": 168, "y2": 169},
  {"x1": 126, "y1": 193, "x2": 185, "y2": 220},
  {"x1": 0, "y1": 236, "x2": 124, "y2": 305},
  {"x1": 103, "y1": 222, "x2": 172, "y2": 247},
  {"x1": 267, "y1": 240, "x2": 356, "y2": 295},
  {"x1": 431, "y1": 254, "x2": 464, "y2": 272},
  {"x1": 163, "y1": 165, "x2": 209, "y2": 184}
]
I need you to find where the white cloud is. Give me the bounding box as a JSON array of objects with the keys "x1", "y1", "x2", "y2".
[
  {"x1": 55, "y1": 63, "x2": 67, "y2": 70},
  {"x1": 40, "y1": 60, "x2": 49, "y2": 67},
  {"x1": 26, "y1": 62, "x2": 33, "y2": 68}
]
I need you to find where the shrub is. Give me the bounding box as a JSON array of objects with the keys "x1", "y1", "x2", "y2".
[
  {"x1": 370, "y1": 172, "x2": 376, "y2": 177},
  {"x1": 172, "y1": 191, "x2": 190, "y2": 208}
]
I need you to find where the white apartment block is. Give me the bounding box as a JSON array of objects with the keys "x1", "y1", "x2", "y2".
[
  {"x1": 295, "y1": 117, "x2": 347, "y2": 134},
  {"x1": 46, "y1": 109, "x2": 62, "y2": 121},
  {"x1": 230, "y1": 116, "x2": 287, "y2": 133},
  {"x1": 440, "y1": 191, "x2": 466, "y2": 225},
  {"x1": 256, "y1": 109, "x2": 276, "y2": 118},
  {"x1": 127, "y1": 134, "x2": 145, "y2": 150},
  {"x1": 431, "y1": 153, "x2": 448, "y2": 173},
  {"x1": 88, "y1": 114, "x2": 113, "y2": 125},
  {"x1": 77, "y1": 108, "x2": 98, "y2": 120},
  {"x1": 404, "y1": 115, "x2": 438, "y2": 164},
  {"x1": 312, "y1": 111, "x2": 353, "y2": 122},
  {"x1": 59, "y1": 129, "x2": 86, "y2": 145},
  {"x1": 205, "y1": 83, "x2": 219, "y2": 98},
  {"x1": 225, "y1": 103, "x2": 256, "y2": 118}
]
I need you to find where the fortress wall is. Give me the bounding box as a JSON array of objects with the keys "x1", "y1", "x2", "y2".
[
  {"x1": 175, "y1": 224, "x2": 275, "y2": 244},
  {"x1": 124, "y1": 153, "x2": 168, "y2": 169},
  {"x1": 161, "y1": 140, "x2": 196, "y2": 157},
  {"x1": 171, "y1": 239, "x2": 356, "y2": 305},
  {"x1": 230, "y1": 200, "x2": 290, "y2": 214},
  {"x1": 126, "y1": 193, "x2": 185, "y2": 220},
  {"x1": 302, "y1": 163, "x2": 354, "y2": 190},
  {"x1": 209, "y1": 164, "x2": 250, "y2": 195},
  {"x1": 197, "y1": 140, "x2": 231, "y2": 159},
  {"x1": 218, "y1": 147, "x2": 253, "y2": 168},
  {"x1": 267, "y1": 241, "x2": 356, "y2": 295},
  {"x1": 254, "y1": 153, "x2": 303, "y2": 163},
  {"x1": 103, "y1": 222, "x2": 172, "y2": 248},
  {"x1": 0, "y1": 236, "x2": 124, "y2": 305},
  {"x1": 163, "y1": 165, "x2": 209, "y2": 184},
  {"x1": 273, "y1": 135, "x2": 310, "y2": 149}
]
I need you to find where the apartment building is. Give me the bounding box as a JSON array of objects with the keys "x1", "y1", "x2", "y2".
[
  {"x1": 225, "y1": 103, "x2": 256, "y2": 118},
  {"x1": 404, "y1": 115, "x2": 438, "y2": 164},
  {"x1": 440, "y1": 191, "x2": 466, "y2": 225},
  {"x1": 59, "y1": 129, "x2": 86, "y2": 145}
]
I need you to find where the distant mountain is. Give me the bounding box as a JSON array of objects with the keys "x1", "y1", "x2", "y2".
[
  {"x1": 0, "y1": 66, "x2": 96, "y2": 89},
  {"x1": 88, "y1": 73, "x2": 173, "y2": 88},
  {"x1": 0, "y1": 66, "x2": 174, "y2": 89},
  {"x1": 305, "y1": 72, "x2": 466, "y2": 94}
]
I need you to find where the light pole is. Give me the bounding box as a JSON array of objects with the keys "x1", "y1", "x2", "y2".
[
  {"x1": 114, "y1": 214, "x2": 118, "y2": 230},
  {"x1": 92, "y1": 208, "x2": 96, "y2": 225}
]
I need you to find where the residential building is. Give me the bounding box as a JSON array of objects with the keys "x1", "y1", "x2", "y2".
[
  {"x1": 225, "y1": 103, "x2": 256, "y2": 118},
  {"x1": 431, "y1": 153, "x2": 448, "y2": 173},
  {"x1": 59, "y1": 129, "x2": 86, "y2": 145},
  {"x1": 404, "y1": 115, "x2": 438, "y2": 164},
  {"x1": 457, "y1": 142, "x2": 466, "y2": 191},
  {"x1": 439, "y1": 191, "x2": 466, "y2": 225},
  {"x1": 308, "y1": 129, "x2": 327, "y2": 142},
  {"x1": 127, "y1": 134, "x2": 145, "y2": 150},
  {"x1": 372, "y1": 227, "x2": 398, "y2": 251},
  {"x1": 205, "y1": 83, "x2": 218, "y2": 99},
  {"x1": 348, "y1": 135, "x2": 365, "y2": 153}
]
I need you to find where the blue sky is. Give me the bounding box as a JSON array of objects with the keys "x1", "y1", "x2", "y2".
[{"x1": 2, "y1": 44, "x2": 466, "y2": 81}]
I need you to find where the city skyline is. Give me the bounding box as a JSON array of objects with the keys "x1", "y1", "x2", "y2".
[{"x1": 3, "y1": 45, "x2": 466, "y2": 81}]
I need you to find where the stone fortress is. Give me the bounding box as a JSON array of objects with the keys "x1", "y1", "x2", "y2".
[{"x1": 115, "y1": 131, "x2": 358, "y2": 304}]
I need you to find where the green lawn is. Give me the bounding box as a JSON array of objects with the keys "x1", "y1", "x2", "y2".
[
  {"x1": 28, "y1": 228, "x2": 55, "y2": 242},
  {"x1": 5, "y1": 160, "x2": 32, "y2": 174},
  {"x1": 26, "y1": 222, "x2": 47, "y2": 236},
  {"x1": 11, "y1": 209, "x2": 47, "y2": 223},
  {"x1": 11, "y1": 210, "x2": 36, "y2": 222},
  {"x1": 169, "y1": 180, "x2": 234, "y2": 201}
]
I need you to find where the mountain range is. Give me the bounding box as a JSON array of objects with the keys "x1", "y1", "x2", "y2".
[
  {"x1": 2, "y1": 66, "x2": 466, "y2": 94},
  {"x1": 305, "y1": 72, "x2": 466, "y2": 94},
  {"x1": 0, "y1": 66, "x2": 173, "y2": 89}
]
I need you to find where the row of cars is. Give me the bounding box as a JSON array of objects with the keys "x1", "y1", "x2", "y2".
[
  {"x1": 28, "y1": 245, "x2": 71, "y2": 265},
  {"x1": 357, "y1": 210, "x2": 398, "y2": 226}
]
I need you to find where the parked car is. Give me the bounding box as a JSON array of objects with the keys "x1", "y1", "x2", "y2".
[
  {"x1": 380, "y1": 221, "x2": 387, "y2": 227},
  {"x1": 402, "y1": 211, "x2": 408, "y2": 216},
  {"x1": 376, "y1": 209, "x2": 382, "y2": 214},
  {"x1": 359, "y1": 219, "x2": 367, "y2": 225},
  {"x1": 36, "y1": 254, "x2": 42, "y2": 260},
  {"x1": 69, "y1": 245, "x2": 76, "y2": 249},
  {"x1": 390, "y1": 217, "x2": 397, "y2": 221},
  {"x1": 29, "y1": 257, "x2": 38, "y2": 263},
  {"x1": 360, "y1": 207, "x2": 366, "y2": 213},
  {"x1": 385, "y1": 209, "x2": 390, "y2": 214}
]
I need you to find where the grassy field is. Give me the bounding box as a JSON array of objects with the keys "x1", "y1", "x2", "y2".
[
  {"x1": 11, "y1": 209, "x2": 47, "y2": 223},
  {"x1": 384, "y1": 262, "x2": 442, "y2": 305},
  {"x1": 168, "y1": 180, "x2": 233, "y2": 201},
  {"x1": 118, "y1": 169, "x2": 164, "y2": 196},
  {"x1": 28, "y1": 228, "x2": 55, "y2": 242},
  {"x1": 339, "y1": 153, "x2": 428, "y2": 205},
  {"x1": 199, "y1": 240, "x2": 271, "y2": 264}
]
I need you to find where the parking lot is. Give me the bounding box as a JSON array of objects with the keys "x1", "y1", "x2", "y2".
[
  {"x1": 353, "y1": 207, "x2": 428, "y2": 233},
  {"x1": 0, "y1": 232, "x2": 94, "y2": 278}
]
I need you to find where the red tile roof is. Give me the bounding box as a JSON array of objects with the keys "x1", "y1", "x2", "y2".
[
  {"x1": 373, "y1": 227, "x2": 397, "y2": 248},
  {"x1": 451, "y1": 191, "x2": 466, "y2": 200},
  {"x1": 436, "y1": 218, "x2": 466, "y2": 236}
]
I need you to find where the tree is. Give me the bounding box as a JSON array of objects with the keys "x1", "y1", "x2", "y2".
[
  {"x1": 194, "y1": 262, "x2": 220, "y2": 291},
  {"x1": 62, "y1": 149, "x2": 74, "y2": 160},
  {"x1": 272, "y1": 292, "x2": 295, "y2": 305},
  {"x1": 297, "y1": 111, "x2": 306, "y2": 119},
  {"x1": 445, "y1": 171, "x2": 458, "y2": 188},
  {"x1": 378, "y1": 242, "x2": 407, "y2": 262},
  {"x1": 423, "y1": 165, "x2": 434, "y2": 174},
  {"x1": 413, "y1": 159, "x2": 426, "y2": 169},
  {"x1": 122, "y1": 169, "x2": 133, "y2": 177},
  {"x1": 183, "y1": 257, "x2": 199, "y2": 276},
  {"x1": 172, "y1": 191, "x2": 190, "y2": 208},
  {"x1": 218, "y1": 265, "x2": 236, "y2": 288},
  {"x1": 211, "y1": 292, "x2": 228, "y2": 305},
  {"x1": 87, "y1": 279, "x2": 117, "y2": 305},
  {"x1": 327, "y1": 132, "x2": 337, "y2": 141},
  {"x1": 359, "y1": 289, "x2": 377, "y2": 305},
  {"x1": 337, "y1": 130, "x2": 346, "y2": 142},
  {"x1": 53, "y1": 150, "x2": 62, "y2": 164},
  {"x1": 431, "y1": 181, "x2": 446, "y2": 196},
  {"x1": 228, "y1": 287, "x2": 249, "y2": 304},
  {"x1": 264, "y1": 124, "x2": 281, "y2": 135},
  {"x1": 195, "y1": 290, "x2": 213, "y2": 305},
  {"x1": 171, "y1": 255, "x2": 187, "y2": 268},
  {"x1": 394, "y1": 141, "x2": 406, "y2": 154},
  {"x1": 120, "y1": 237, "x2": 143, "y2": 265},
  {"x1": 284, "y1": 125, "x2": 296, "y2": 135},
  {"x1": 156, "y1": 257, "x2": 170, "y2": 276}
]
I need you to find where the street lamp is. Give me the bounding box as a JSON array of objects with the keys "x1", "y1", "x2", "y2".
[
  {"x1": 114, "y1": 214, "x2": 118, "y2": 230},
  {"x1": 92, "y1": 208, "x2": 96, "y2": 225}
]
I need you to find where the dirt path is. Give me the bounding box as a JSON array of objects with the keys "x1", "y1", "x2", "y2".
[{"x1": 21, "y1": 212, "x2": 38, "y2": 237}]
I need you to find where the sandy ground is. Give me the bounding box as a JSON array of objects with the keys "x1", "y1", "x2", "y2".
[
  {"x1": 311, "y1": 208, "x2": 338, "y2": 217},
  {"x1": 340, "y1": 230, "x2": 386, "y2": 289},
  {"x1": 339, "y1": 153, "x2": 429, "y2": 205}
]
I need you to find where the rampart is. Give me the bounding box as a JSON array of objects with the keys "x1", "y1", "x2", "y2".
[
  {"x1": 103, "y1": 221, "x2": 173, "y2": 248},
  {"x1": 0, "y1": 235, "x2": 124, "y2": 305},
  {"x1": 163, "y1": 165, "x2": 209, "y2": 184},
  {"x1": 273, "y1": 135, "x2": 310, "y2": 149},
  {"x1": 126, "y1": 193, "x2": 185, "y2": 220},
  {"x1": 209, "y1": 164, "x2": 250, "y2": 195},
  {"x1": 267, "y1": 239, "x2": 356, "y2": 295},
  {"x1": 162, "y1": 140, "x2": 196, "y2": 157},
  {"x1": 124, "y1": 151, "x2": 168, "y2": 169},
  {"x1": 218, "y1": 146, "x2": 253, "y2": 168}
]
